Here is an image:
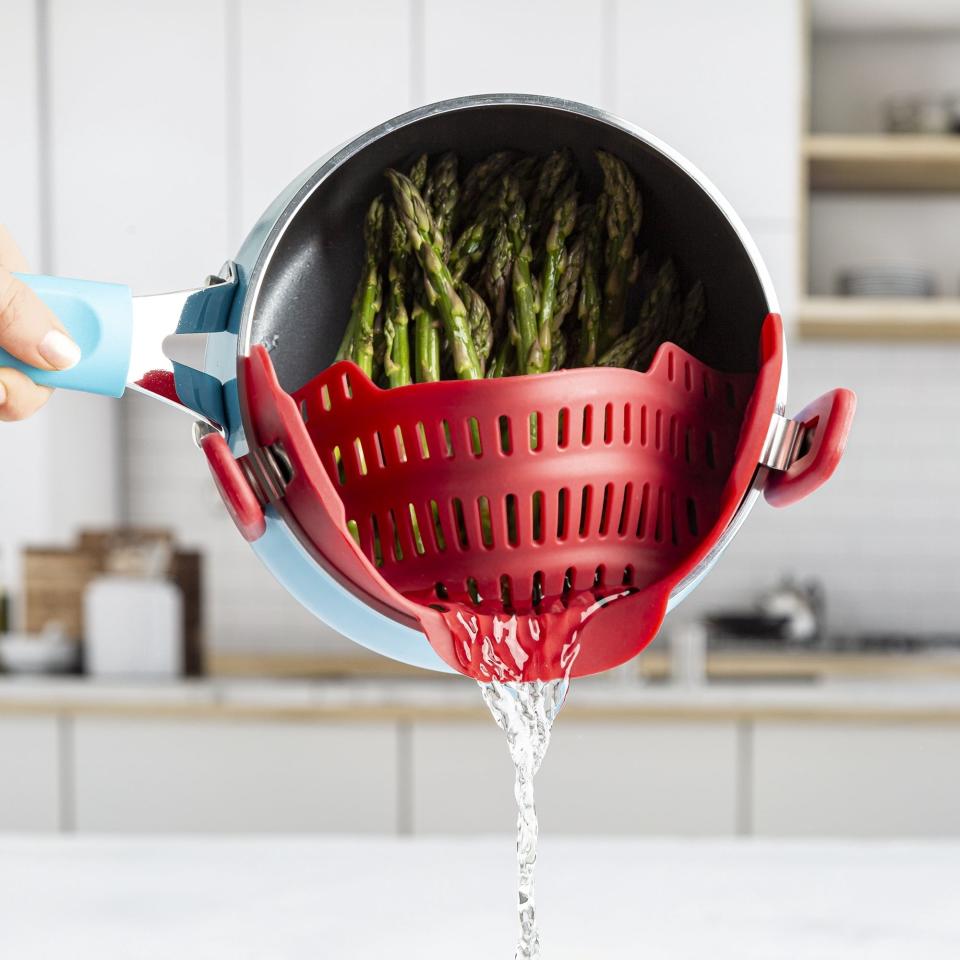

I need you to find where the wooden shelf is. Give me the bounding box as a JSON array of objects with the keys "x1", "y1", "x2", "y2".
[
  {"x1": 797, "y1": 296, "x2": 960, "y2": 339},
  {"x1": 806, "y1": 135, "x2": 960, "y2": 191}
]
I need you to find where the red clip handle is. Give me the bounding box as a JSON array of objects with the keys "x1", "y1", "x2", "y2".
[
  {"x1": 199, "y1": 432, "x2": 266, "y2": 542},
  {"x1": 764, "y1": 388, "x2": 856, "y2": 508}
]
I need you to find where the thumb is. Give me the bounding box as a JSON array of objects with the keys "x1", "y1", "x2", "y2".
[{"x1": 0, "y1": 266, "x2": 81, "y2": 371}]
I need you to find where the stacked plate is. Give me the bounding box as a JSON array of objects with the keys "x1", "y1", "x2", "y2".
[{"x1": 838, "y1": 265, "x2": 936, "y2": 298}]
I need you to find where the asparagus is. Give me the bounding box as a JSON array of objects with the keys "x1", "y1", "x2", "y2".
[
  {"x1": 634, "y1": 259, "x2": 679, "y2": 368},
  {"x1": 416, "y1": 154, "x2": 460, "y2": 380},
  {"x1": 528, "y1": 149, "x2": 574, "y2": 236},
  {"x1": 550, "y1": 329, "x2": 568, "y2": 371},
  {"x1": 534, "y1": 191, "x2": 578, "y2": 373},
  {"x1": 596, "y1": 258, "x2": 678, "y2": 370},
  {"x1": 449, "y1": 214, "x2": 494, "y2": 283},
  {"x1": 386, "y1": 169, "x2": 483, "y2": 381},
  {"x1": 413, "y1": 301, "x2": 441, "y2": 382},
  {"x1": 596, "y1": 328, "x2": 641, "y2": 368},
  {"x1": 480, "y1": 218, "x2": 512, "y2": 339},
  {"x1": 342, "y1": 149, "x2": 706, "y2": 390},
  {"x1": 510, "y1": 155, "x2": 541, "y2": 201},
  {"x1": 372, "y1": 309, "x2": 386, "y2": 382},
  {"x1": 337, "y1": 196, "x2": 384, "y2": 375},
  {"x1": 674, "y1": 281, "x2": 706, "y2": 351},
  {"x1": 423, "y1": 152, "x2": 459, "y2": 254},
  {"x1": 460, "y1": 151, "x2": 515, "y2": 222},
  {"x1": 504, "y1": 178, "x2": 541, "y2": 375},
  {"x1": 383, "y1": 208, "x2": 413, "y2": 387},
  {"x1": 576, "y1": 197, "x2": 605, "y2": 366},
  {"x1": 461, "y1": 281, "x2": 493, "y2": 370},
  {"x1": 487, "y1": 337, "x2": 511, "y2": 378},
  {"x1": 409, "y1": 153, "x2": 428, "y2": 192},
  {"x1": 554, "y1": 231, "x2": 585, "y2": 333},
  {"x1": 597, "y1": 151, "x2": 642, "y2": 351}
]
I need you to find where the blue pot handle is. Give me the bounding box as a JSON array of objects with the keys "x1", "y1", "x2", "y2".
[{"x1": 0, "y1": 274, "x2": 134, "y2": 397}]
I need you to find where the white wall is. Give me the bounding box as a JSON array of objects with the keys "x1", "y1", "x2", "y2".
[{"x1": 3, "y1": 0, "x2": 952, "y2": 652}]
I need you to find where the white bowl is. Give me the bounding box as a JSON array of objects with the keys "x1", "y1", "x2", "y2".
[{"x1": 0, "y1": 634, "x2": 78, "y2": 675}]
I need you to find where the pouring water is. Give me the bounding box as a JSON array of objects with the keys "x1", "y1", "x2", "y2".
[{"x1": 480, "y1": 678, "x2": 569, "y2": 959}]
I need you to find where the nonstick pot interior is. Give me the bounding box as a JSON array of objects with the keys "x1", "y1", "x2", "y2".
[{"x1": 244, "y1": 98, "x2": 772, "y2": 396}]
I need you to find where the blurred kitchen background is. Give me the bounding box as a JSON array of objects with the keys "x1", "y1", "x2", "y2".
[{"x1": 1, "y1": 0, "x2": 959, "y2": 838}]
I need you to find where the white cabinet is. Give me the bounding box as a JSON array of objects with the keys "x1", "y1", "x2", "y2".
[
  {"x1": 411, "y1": 721, "x2": 740, "y2": 835},
  {"x1": 751, "y1": 722, "x2": 960, "y2": 837},
  {"x1": 0, "y1": 716, "x2": 61, "y2": 832},
  {"x1": 72, "y1": 718, "x2": 398, "y2": 833},
  {"x1": 8, "y1": 704, "x2": 960, "y2": 837},
  {"x1": 47, "y1": 0, "x2": 230, "y2": 291},
  {"x1": 411, "y1": 722, "x2": 517, "y2": 834},
  {"x1": 422, "y1": 0, "x2": 607, "y2": 107},
  {"x1": 237, "y1": 0, "x2": 416, "y2": 237},
  {"x1": 540, "y1": 722, "x2": 739, "y2": 835},
  {"x1": 615, "y1": 0, "x2": 800, "y2": 225}
]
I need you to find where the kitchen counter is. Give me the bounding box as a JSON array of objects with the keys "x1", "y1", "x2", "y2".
[
  {"x1": 209, "y1": 646, "x2": 960, "y2": 683},
  {"x1": 0, "y1": 836, "x2": 957, "y2": 958},
  {"x1": 3, "y1": 674, "x2": 960, "y2": 723}
]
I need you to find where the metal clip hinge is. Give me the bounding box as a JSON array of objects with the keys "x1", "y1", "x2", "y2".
[
  {"x1": 759, "y1": 413, "x2": 805, "y2": 472},
  {"x1": 193, "y1": 422, "x2": 289, "y2": 506}
]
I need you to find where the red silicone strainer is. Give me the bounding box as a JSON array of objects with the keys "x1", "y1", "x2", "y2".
[{"x1": 242, "y1": 312, "x2": 783, "y2": 682}]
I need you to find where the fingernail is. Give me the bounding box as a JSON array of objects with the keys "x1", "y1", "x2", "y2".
[
  {"x1": 38, "y1": 330, "x2": 81, "y2": 370},
  {"x1": 0, "y1": 381, "x2": 6, "y2": 406}
]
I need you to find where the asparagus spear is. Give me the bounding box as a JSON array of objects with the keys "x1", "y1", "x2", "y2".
[
  {"x1": 386, "y1": 169, "x2": 483, "y2": 381},
  {"x1": 372, "y1": 309, "x2": 386, "y2": 382},
  {"x1": 480, "y1": 218, "x2": 512, "y2": 340},
  {"x1": 449, "y1": 215, "x2": 494, "y2": 283},
  {"x1": 413, "y1": 301, "x2": 441, "y2": 382},
  {"x1": 337, "y1": 196, "x2": 384, "y2": 374},
  {"x1": 596, "y1": 327, "x2": 641, "y2": 368},
  {"x1": 417, "y1": 154, "x2": 460, "y2": 379},
  {"x1": 554, "y1": 231, "x2": 585, "y2": 333},
  {"x1": 597, "y1": 151, "x2": 642, "y2": 351},
  {"x1": 460, "y1": 151, "x2": 515, "y2": 223},
  {"x1": 597, "y1": 258, "x2": 678, "y2": 370},
  {"x1": 487, "y1": 337, "x2": 510, "y2": 378},
  {"x1": 423, "y1": 152, "x2": 459, "y2": 254},
  {"x1": 673, "y1": 281, "x2": 706, "y2": 351},
  {"x1": 409, "y1": 153, "x2": 428, "y2": 192},
  {"x1": 528, "y1": 149, "x2": 574, "y2": 236},
  {"x1": 504, "y1": 177, "x2": 541, "y2": 375},
  {"x1": 461, "y1": 281, "x2": 493, "y2": 370},
  {"x1": 634, "y1": 259, "x2": 679, "y2": 368},
  {"x1": 576, "y1": 197, "x2": 605, "y2": 366},
  {"x1": 534, "y1": 191, "x2": 578, "y2": 373},
  {"x1": 383, "y1": 208, "x2": 413, "y2": 387},
  {"x1": 510, "y1": 155, "x2": 541, "y2": 201},
  {"x1": 550, "y1": 329, "x2": 568, "y2": 371}
]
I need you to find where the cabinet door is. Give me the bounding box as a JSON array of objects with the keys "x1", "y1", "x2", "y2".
[
  {"x1": 752, "y1": 722, "x2": 960, "y2": 836},
  {"x1": 73, "y1": 718, "x2": 398, "y2": 833},
  {"x1": 411, "y1": 721, "x2": 739, "y2": 835},
  {"x1": 422, "y1": 0, "x2": 606, "y2": 107},
  {"x1": 237, "y1": 0, "x2": 415, "y2": 238},
  {"x1": 616, "y1": 0, "x2": 800, "y2": 225},
  {"x1": 0, "y1": 716, "x2": 61, "y2": 832}
]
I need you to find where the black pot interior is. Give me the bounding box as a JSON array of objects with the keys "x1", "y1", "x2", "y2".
[{"x1": 247, "y1": 101, "x2": 772, "y2": 395}]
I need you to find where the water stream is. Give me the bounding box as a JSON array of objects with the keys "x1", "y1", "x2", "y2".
[{"x1": 480, "y1": 678, "x2": 570, "y2": 960}]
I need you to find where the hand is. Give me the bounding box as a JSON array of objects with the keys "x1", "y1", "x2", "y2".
[{"x1": 0, "y1": 225, "x2": 81, "y2": 421}]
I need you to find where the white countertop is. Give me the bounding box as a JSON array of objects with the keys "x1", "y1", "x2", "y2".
[
  {"x1": 3, "y1": 675, "x2": 960, "y2": 722},
  {"x1": 1, "y1": 836, "x2": 958, "y2": 958}
]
